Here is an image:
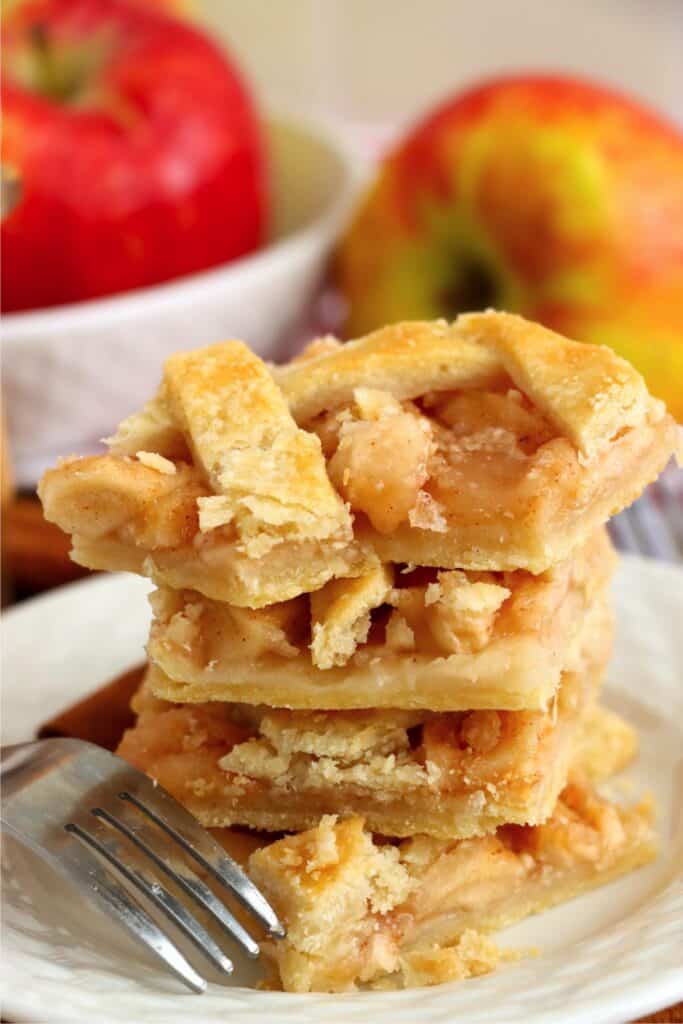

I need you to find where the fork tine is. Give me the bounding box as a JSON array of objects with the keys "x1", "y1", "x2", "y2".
[
  {"x1": 54, "y1": 828, "x2": 206, "y2": 993},
  {"x1": 93, "y1": 805, "x2": 260, "y2": 958},
  {"x1": 66, "y1": 822, "x2": 234, "y2": 978},
  {"x1": 120, "y1": 789, "x2": 285, "y2": 938}
]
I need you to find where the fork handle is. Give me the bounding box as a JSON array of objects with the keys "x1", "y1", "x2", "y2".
[
  {"x1": 0, "y1": 741, "x2": 37, "y2": 769},
  {"x1": 1, "y1": 739, "x2": 81, "y2": 797},
  {"x1": 1, "y1": 742, "x2": 45, "y2": 791}
]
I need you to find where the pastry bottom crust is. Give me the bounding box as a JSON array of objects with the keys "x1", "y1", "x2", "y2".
[
  {"x1": 118, "y1": 698, "x2": 634, "y2": 838},
  {"x1": 240, "y1": 779, "x2": 656, "y2": 992},
  {"x1": 146, "y1": 532, "x2": 615, "y2": 713},
  {"x1": 117, "y1": 632, "x2": 632, "y2": 842},
  {"x1": 149, "y1": 641, "x2": 571, "y2": 713},
  {"x1": 68, "y1": 533, "x2": 371, "y2": 609}
]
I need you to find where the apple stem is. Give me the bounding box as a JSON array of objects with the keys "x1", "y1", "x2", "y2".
[
  {"x1": 1, "y1": 164, "x2": 22, "y2": 221},
  {"x1": 29, "y1": 22, "x2": 79, "y2": 102},
  {"x1": 30, "y1": 24, "x2": 58, "y2": 97}
]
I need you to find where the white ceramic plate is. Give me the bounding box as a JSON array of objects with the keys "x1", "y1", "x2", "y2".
[{"x1": 2, "y1": 556, "x2": 682, "y2": 1024}]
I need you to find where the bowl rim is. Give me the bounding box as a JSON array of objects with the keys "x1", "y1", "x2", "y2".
[{"x1": 2, "y1": 112, "x2": 359, "y2": 338}]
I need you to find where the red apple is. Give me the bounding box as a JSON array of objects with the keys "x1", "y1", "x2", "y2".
[
  {"x1": 2, "y1": 0, "x2": 266, "y2": 312},
  {"x1": 336, "y1": 75, "x2": 683, "y2": 419}
]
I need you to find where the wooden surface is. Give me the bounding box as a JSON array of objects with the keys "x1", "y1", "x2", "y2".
[
  {"x1": 636, "y1": 1009, "x2": 683, "y2": 1023},
  {"x1": 2, "y1": 496, "x2": 90, "y2": 601}
]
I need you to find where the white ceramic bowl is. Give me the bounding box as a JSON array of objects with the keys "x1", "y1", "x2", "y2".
[{"x1": 2, "y1": 116, "x2": 357, "y2": 486}]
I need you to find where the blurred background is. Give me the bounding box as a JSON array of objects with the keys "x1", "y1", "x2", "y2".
[
  {"x1": 2, "y1": 0, "x2": 682, "y2": 601},
  {"x1": 200, "y1": 0, "x2": 683, "y2": 149}
]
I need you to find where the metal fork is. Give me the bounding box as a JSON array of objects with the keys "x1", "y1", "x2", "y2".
[{"x1": 1, "y1": 738, "x2": 285, "y2": 993}]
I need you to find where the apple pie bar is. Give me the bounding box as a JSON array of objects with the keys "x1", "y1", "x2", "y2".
[
  {"x1": 118, "y1": 606, "x2": 616, "y2": 839},
  {"x1": 39, "y1": 313, "x2": 679, "y2": 609},
  {"x1": 147, "y1": 529, "x2": 615, "y2": 711},
  {"x1": 240, "y1": 778, "x2": 656, "y2": 991}
]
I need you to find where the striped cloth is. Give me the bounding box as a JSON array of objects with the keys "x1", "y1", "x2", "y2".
[{"x1": 609, "y1": 461, "x2": 683, "y2": 562}]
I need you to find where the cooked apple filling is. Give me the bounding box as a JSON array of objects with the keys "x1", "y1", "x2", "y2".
[
  {"x1": 304, "y1": 375, "x2": 557, "y2": 539},
  {"x1": 146, "y1": 532, "x2": 615, "y2": 711},
  {"x1": 239, "y1": 778, "x2": 656, "y2": 992},
  {"x1": 38, "y1": 314, "x2": 679, "y2": 609}
]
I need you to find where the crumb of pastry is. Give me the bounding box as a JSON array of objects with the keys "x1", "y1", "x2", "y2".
[
  {"x1": 396, "y1": 930, "x2": 524, "y2": 989},
  {"x1": 408, "y1": 490, "x2": 448, "y2": 532},
  {"x1": 135, "y1": 451, "x2": 177, "y2": 475},
  {"x1": 310, "y1": 566, "x2": 393, "y2": 669}
]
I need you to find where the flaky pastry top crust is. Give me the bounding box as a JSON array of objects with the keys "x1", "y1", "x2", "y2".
[
  {"x1": 110, "y1": 340, "x2": 352, "y2": 557},
  {"x1": 278, "y1": 312, "x2": 657, "y2": 459}
]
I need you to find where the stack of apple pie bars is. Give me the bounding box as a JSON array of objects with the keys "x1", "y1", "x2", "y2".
[{"x1": 40, "y1": 312, "x2": 680, "y2": 992}]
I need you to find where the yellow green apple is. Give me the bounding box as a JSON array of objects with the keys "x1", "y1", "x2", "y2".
[{"x1": 335, "y1": 75, "x2": 683, "y2": 419}]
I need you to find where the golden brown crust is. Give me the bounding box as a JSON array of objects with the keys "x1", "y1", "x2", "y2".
[
  {"x1": 161, "y1": 341, "x2": 351, "y2": 553},
  {"x1": 105, "y1": 395, "x2": 187, "y2": 460},
  {"x1": 36, "y1": 314, "x2": 666, "y2": 998},
  {"x1": 310, "y1": 565, "x2": 394, "y2": 669},
  {"x1": 39, "y1": 455, "x2": 208, "y2": 550},
  {"x1": 279, "y1": 312, "x2": 655, "y2": 461},
  {"x1": 458, "y1": 312, "x2": 652, "y2": 458},
  {"x1": 276, "y1": 320, "x2": 505, "y2": 422},
  {"x1": 70, "y1": 532, "x2": 372, "y2": 609}
]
